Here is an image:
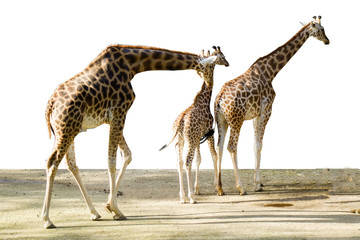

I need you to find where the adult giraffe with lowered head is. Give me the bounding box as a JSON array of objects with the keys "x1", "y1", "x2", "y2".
[
  {"x1": 42, "y1": 44, "x2": 222, "y2": 229},
  {"x1": 214, "y1": 16, "x2": 330, "y2": 195}
]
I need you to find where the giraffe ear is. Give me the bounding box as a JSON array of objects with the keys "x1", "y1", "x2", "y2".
[
  {"x1": 200, "y1": 56, "x2": 217, "y2": 66},
  {"x1": 299, "y1": 22, "x2": 307, "y2": 26}
]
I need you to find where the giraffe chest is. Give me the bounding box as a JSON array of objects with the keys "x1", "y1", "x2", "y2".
[
  {"x1": 244, "y1": 93, "x2": 275, "y2": 120},
  {"x1": 81, "y1": 109, "x2": 110, "y2": 131},
  {"x1": 244, "y1": 106, "x2": 260, "y2": 120},
  {"x1": 82, "y1": 114, "x2": 105, "y2": 131}
]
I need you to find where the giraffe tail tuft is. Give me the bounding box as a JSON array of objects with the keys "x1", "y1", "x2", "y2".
[
  {"x1": 200, "y1": 129, "x2": 215, "y2": 144},
  {"x1": 159, "y1": 144, "x2": 168, "y2": 151}
]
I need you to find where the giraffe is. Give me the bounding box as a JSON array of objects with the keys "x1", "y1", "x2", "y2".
[
  {"x1": 214, "y1": 16, "x2": 330, "y2": 196},
  {"x1": 42, "y1": 44, "x2": 222, "y2": 229},
  {"x1": 160, "y1": 46, "x2": 229, "y2": 204}
]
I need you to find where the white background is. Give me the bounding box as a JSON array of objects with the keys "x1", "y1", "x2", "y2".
[{"x1": 1, "y1": 0, "x2": 359, "y2": 169}]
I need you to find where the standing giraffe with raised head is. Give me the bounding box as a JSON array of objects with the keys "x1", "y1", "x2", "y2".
[
  {"x1": 42, "y1": 44, "x2": 222, "y2": 229},
  {"x1": 214, "y1": 16, "x2": 330, "y2": 196},
  {"x1": 160, "y1": 46, "x2": 229, "y2": 204}
]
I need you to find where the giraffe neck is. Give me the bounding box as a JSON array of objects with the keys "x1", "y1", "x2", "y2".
[
  {"x1": 251, "y1": 23, "x2": 311, "y2": 81},
  {"x1": 194, "y1": 77, "x2": 213, "y2": 107},
  {"x1": 87, "y1": 45, "x2": 201, "y2": 81}
]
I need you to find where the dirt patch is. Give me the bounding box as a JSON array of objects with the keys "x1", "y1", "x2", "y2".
[{"x1": 0, "y1": 169, "x2": 360, "y2": 239}]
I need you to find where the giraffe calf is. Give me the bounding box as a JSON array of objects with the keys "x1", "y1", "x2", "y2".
[{"x1": 160, "y1": 47, "x2": 229, "y2": 203}]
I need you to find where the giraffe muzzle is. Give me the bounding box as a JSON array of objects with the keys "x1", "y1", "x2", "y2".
[{"x1": 324, "y1": 36, "x2": 330, "y2": 45}]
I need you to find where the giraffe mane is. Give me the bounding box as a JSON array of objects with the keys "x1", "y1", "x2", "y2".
[
  {"x1": 249, "y1": 22, "x2": 310, "y2": 69},
  {"x1": 87, "y1": 44, "x2": 200, "y2": 68},
  {"x1": 104, "y1": 44, "x2": 199, "y2": 57}
]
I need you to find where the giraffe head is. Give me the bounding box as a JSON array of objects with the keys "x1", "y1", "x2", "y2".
[
  {"x1": 303, "y1": 16, "x2": 330, "y2": 45},
  {"x1": 198, "y1": 46, "x2": 229, "y2": 69},
  {"x1": 211, "y1": 46, "x2": 230, "y2": 67},
  {"x1": 197, "y1": 46, "x2": 229, "y2": 86}
]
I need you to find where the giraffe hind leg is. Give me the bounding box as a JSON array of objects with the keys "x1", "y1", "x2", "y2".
[
  {"x1": 104, "y1": 123, "x2": 126, "y2": 221},
  {"x1": 194, "y1": 146, "x2": 201, "y2": 195},
  {"x1": 65, "y1": 142, "x2": 101, "y2": 221},
  {"x1": 228, "y1": 127, "x2": 247, "y2": 195},
  {"x1": 176, "y1": 140, "x2": 186, "y2": 203},
  {"x1": 41, "y1": 139, "x2": 71, "y2": 229},
  {"x1": 215, "y1": 111, "x2": 228, "y2": 196}
]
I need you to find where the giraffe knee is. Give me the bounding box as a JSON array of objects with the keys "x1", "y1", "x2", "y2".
[{"x1": 227, "y1": 143, "x2": 237, "y2": 153}]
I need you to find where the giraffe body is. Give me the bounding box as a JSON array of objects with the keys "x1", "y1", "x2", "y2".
[
  {"x1": 160, "y1": 47, "x2": 229, "y2": 203},
  {"x1": 42, "y1": 44, "x2": 216, "y2": 229},
  {"x1": 214, "y1": 17, "x2": 330, "y2": 195}
]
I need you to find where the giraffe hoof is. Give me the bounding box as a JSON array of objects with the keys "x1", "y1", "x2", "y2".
[
  {"x1": 260, "y1": 183, "x2": 265, "y2": 187},
  {"x1": 113, "y1": 214, "x2": 127, "y2": 221},
  {"x1": 44, "y1": 222, "x2": 56, "y2": 229},
  {"x1": 217, "y1": 188, "x2": 224, "y2": 196},
  {"x1": 240, "y1": 191, "x2": 248, "y2": 196},
  {"x1": 91, "y1": 213, "x2": 101, "y2": 221},
  {"x1": 255, "y1": 188, "x2": 264, "y2": 192},
  {"x1": 103, "y1": 203, "x2": 112, "y2": 214},
  {"x1": 190, "y1": 199, "x2": 197, "y2": 204}
]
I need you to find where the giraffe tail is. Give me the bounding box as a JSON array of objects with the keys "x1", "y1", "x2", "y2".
[
  {"x1": 45, "y1": 98, "x2": 54, "y2": 139},
  {"x1": 159, "y1": 144, "x2": 168, "y2": 151},
  {"x1": 159, "y1": 133, "x2": 177, "y2": 151},
  {"x1": 159, "y1": 127, "x2": 180, "y2": 151},
  {"x1": 200, "y1": 129, "x2": 215, "y2": 144}
]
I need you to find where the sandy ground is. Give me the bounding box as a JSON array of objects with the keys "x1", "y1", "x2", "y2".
[{"x1": 0, "y1": 168, "x2": 360, "y2": 239}]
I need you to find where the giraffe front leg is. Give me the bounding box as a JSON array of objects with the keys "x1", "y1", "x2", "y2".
[
  {"x1": 253, "y1": 108, "x2": 272, "y2": 192},
  {"x1": 207, "y1": 135, "x2": 219, "y2": 193},
  {"x1": 184, "y1": 144, "x2": 196, "y2": 204},
  {"x1": 104, "y1": 124, "x2": 126, "y2": 221},
  {"x1": 254, "y1": 143, "x2": 263, "y2": 192},
  {"x1": 114, "y1": 135, "x2": 132, "y2": 199},
  {"x1": 186, "y1": 164, "x2": 196, "y2": 204},
  {"x1": 194, "y1": 146, "x2": 201, "y2": 195},
  {"x1": 253, "y1": 116, "x2": 263, "y2": 192}
]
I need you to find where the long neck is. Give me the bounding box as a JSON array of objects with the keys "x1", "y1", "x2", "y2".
[
  {"x1": 251, "y1": 23, "x2": 311, "y2": 81},
  {"x1": 194, "y1": 77, "x2": 213, "y2": 107},
  {"x1": 90, "y1": 45, "x2": 200, "y2": 81}
]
